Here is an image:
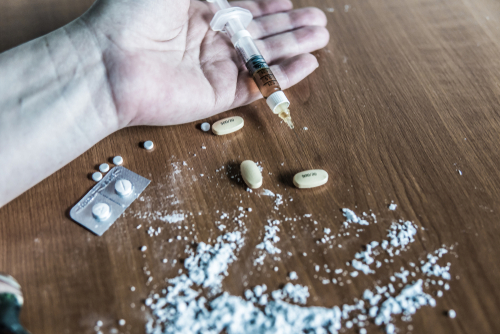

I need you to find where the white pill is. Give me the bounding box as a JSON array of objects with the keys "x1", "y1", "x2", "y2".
[
  {"x1": 448, "y1": 309, "x2": 456, "y2": 318},
  {"x1": 212, "y1": 116, "x2": 244, "y2": 135},
  {"x1": 115, "y1": 179, "x2": 133, "y2": 197},
  {"x1": 240, "y1": 160, "x2": 263, "y2": 189},
  {"x1": 293, "y1": 169, "x2": 329, "y2": 189},
  {"x1": 92, "y1": 172, "x2": 103, "y2": 182},
  {"x1": 201, "y1": 122, "x2": 211, "y2": 132},
  {"x1": 144, "y1": 141, "x2": 154, "y2": 150},
  {"x1": 92, "y1": 203, "x2": 111, "y2": 221},
  {"x1": 113, "y1": 156, "x2": 123, "y2": 165},
  {"x1": 118, "y1": 319, "x2": 126, "y2": 326},
  {"x1": 99, "y1": 163, "x2": 109, "y2": 173}
]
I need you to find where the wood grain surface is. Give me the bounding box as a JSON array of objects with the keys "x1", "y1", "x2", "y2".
[{"x1": 1, "y1": 0, "x2": 500, "y2": 333}]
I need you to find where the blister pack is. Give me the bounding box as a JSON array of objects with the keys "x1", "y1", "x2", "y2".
[{"x1": 70, "y1": 166, "x2": 150, "y2": 236}]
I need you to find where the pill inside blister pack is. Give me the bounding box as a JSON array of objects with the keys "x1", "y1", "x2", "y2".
[{"x1": 70, "y1": 166, "x2": 150, "y2": 236}]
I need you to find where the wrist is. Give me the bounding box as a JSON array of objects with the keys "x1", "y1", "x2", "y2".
[{"x1": 56, "y1": 19, "x2": 121, "y2": 134}]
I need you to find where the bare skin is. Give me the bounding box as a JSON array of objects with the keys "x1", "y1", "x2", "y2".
[{"x1": 0, "y1": 0, "x2": 329, "y2": 207}]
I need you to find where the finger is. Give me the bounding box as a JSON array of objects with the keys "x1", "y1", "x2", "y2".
[
  {"x1": 255, "y1": 26, "x2": 330, "y2": 64},
  {"x1": 229, "y1": 0, "x2": 293, "y2": 18},
  {"x1": 231, "y1": 53, "x2": 319, "y2": 107},
  {"x1": 247, "y1": 7, "x2": 327, "y2": 39}
]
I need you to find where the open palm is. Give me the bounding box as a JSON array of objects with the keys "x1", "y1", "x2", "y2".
[{"x1": 82, "y1": 0, "x2": 329, "y2": 127}]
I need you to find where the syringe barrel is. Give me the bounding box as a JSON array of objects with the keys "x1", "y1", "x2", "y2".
[
  {"x1": 233, "y1": 35, "x2": 261, "y2": 63},
  {"x1": 227, "y1": 24, "x2": 283, "y2": 99},
  {"x1": 245, "y1": 55, "x2": 282, "y2": 99}
]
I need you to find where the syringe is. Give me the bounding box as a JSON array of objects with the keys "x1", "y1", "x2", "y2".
[{"x1": 208, "y1": 0, "x2": 294, "y2": 129}]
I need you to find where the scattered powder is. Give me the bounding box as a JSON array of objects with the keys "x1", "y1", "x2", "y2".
[
  {"x1": 271, "y1": 283, "x2": 310, "y2": 304},
  {"x1": 125, "y1": 191, "x2": 456, "y2": 334},
  {"x1": 342, "y1": 209, "x2": 369, "y2": 226},
  {"x1": 274, "y1": 194, "x2": 283, "y2": 210},
  {"x1": 254, "y1": 220, "x2": 281, "y2": 265},
  {"x1": 184, "y1": 232, "x2": 244, "y2": 295},
  {"x1": 421, "y1": 249, "x2": 452, "y2": 280},
  {"x1": 157, "y1": 213, "x2": 185, "y2": 224},
  {"x1": 262, "y1": 189, "x2": 275, "y2": 197}
]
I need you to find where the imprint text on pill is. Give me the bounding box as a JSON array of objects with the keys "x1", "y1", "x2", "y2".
[
  {"x1": 240, "y1": 160, "x2": 263, "y2": 189},
  {"x1": 115, "y1": 179, "x2": 133, "y2": 197},
  {"x1": 293, "y1": 169, "x2": 328, "y2": 188},
  {"x1": 212, "y1": 116, "x2": 244, "y2": 135},
  {"x1": 92, "y1": 203, "x2": 112, "y2": 221}
]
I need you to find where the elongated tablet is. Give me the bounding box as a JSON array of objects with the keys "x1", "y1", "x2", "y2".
[
  {"x1": 293, "y1": 169, "x2": 328, "y2": 189},
  {"x1": 240, "y1": 160, "x2": 262, "y2": 189},
  {"x1": 212, "y1": 116, "x2": 244, "y2": 135}
]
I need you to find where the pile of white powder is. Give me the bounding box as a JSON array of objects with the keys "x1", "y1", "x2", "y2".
[{"x1": 142, "y1": 208, "x2": 455, "y2": 334}]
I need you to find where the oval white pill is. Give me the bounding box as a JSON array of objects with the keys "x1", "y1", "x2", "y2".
[
  {"x1": 92, "y1": 202, "x2": 111, "y2": 221},
  {"x1": 212, "y1": 116, "x2": 244, "y2": 135},
  {"x1": 293, "y1": 169, "x2": 329, "y2": 189},
  {"x1": 113, "y1": 156, "x2": 123, "y2": 165},
  {"x1": 201, "y1": 122, "x2": 211, "y2": 132},
  {"x1": 99, "y1": 163, "x2": 109, "y2": 173},
  {"x1": 115, "y1": 179, "x2": 133, "y2": 197},
  {"x1": 240, "y1": 160, "x2": 263, "y2": 189},
  {"x1": 92, "y1": 172, "x2": 103, "y2": 182},
  {"x1": 144, "y1": 141, "x2": 154, "y2": 150}
]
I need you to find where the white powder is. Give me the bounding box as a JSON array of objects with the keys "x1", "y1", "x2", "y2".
[
  {"x1": 157, "y1": 213, "x2": 185, "y2": 224},
  {"x1": 254, "y1": 220, "x2": 281, "y2": 265},
  {"x1": 138, "y1": 201, "x2": 455, "y2": 334},
  {"x1": 421, "y1": 248, "x2": 452, "y2": 280},
  {"x1": 262, "y1": 189, "x2": 275, "y2": 197},
  {"x1": 274, "y1": 194, "x2": 283, "y2": 210},
  {"x1": 271, "y1": 283, "x2": 309, "y2": 304},
  {"x1": 372, "y1": 279, "x2": 436, "y2": 326},
  {"x1": 183, "y1": 232, "x2": 244, "y2": 295},
  {"x1": 388, "y1": 203, "x2": 397, "y2": 211},
  {"x1": 342, "y1": 209, "x2": 369, "y2": 226}
]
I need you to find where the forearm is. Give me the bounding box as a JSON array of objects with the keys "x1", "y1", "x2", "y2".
[{"x1": 0, "y1": 19, "x2": 118, "y2": 207}]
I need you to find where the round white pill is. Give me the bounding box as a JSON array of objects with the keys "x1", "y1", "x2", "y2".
[
  {"x1": 92, "y1": 203, "x2": 111, "y2": 221},
  {"x1": 143, "y1": 141, "x2": 154, "y2": 150},
  {"x1": 92, "y1": 172, "x2": 103, "y2": 182},
  {"x1": 99, "y1": 163, "x2": 109, "y2": 173},
  {"x1": 448, "y1": 309, "x2": 456, "y2": 318},
  {"x1": 113, "y1": 156, "x2": 123, "y2": 165},
  {"x1": 118, "y1": 319, "x2": 126, "y2": 326},
  {"x1": 201, "y1": 122, "x2": 211, "y2": 132},
  {"x1": 115, "y1": 179, "x2": 133, "y2": 197}
]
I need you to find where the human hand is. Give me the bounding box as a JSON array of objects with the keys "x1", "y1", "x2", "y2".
[{"x1": 82, "y1": 0, "x2": 329, "y2": 128}]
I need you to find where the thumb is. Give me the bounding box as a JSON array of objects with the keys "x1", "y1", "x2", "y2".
[{"x1": 84, "y1": 0, "x2": 190, "y2": 41}]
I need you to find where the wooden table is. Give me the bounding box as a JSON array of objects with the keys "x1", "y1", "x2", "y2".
[{"x1": 1, "y1": 0, "x2": 500, "y2": 333}]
